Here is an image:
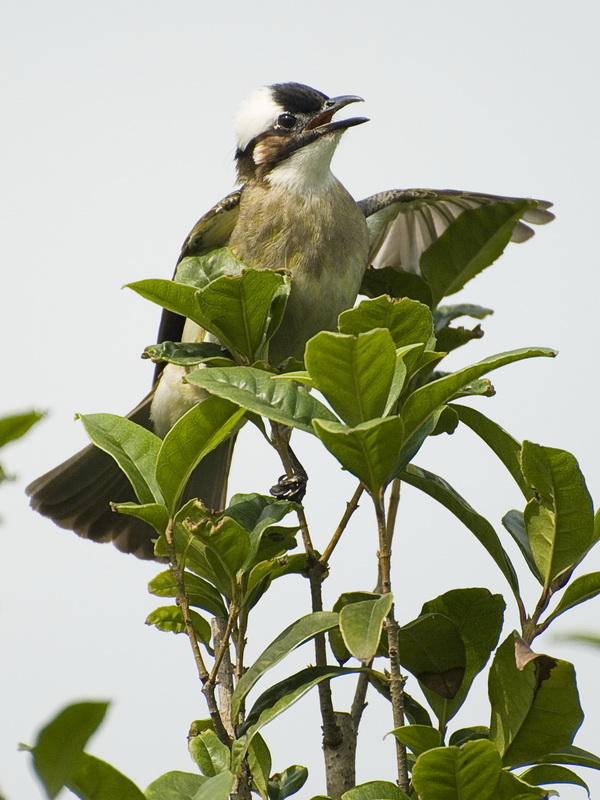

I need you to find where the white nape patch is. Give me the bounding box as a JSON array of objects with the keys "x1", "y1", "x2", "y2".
[
  {"x1": 267, "y1": 132, "x2": 342, "y2": 195},
  {"x1": 235, "y1": 86, "x2": 282, "y2": 151}
]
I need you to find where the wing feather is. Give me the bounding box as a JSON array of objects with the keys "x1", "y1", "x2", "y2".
[
  {"x1": 359, "y1": 189, "x2": 554, "y2": 274},
  {"x1": 153, "y1": 189, "x2": 242, "y2": 380}
]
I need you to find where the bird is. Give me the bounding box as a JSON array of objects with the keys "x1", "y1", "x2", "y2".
[{"x1": 26, "y1": 82, "x2": 554, "y2": 560}]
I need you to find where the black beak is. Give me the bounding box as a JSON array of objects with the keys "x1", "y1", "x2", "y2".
[{"x1": 305, "y1": 95, "x2": 369, "y2": 135}]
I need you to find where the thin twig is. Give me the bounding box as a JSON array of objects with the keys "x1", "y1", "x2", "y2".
[
  {"x1": 320, "y1": 482, "x2": 364, "y2": 565},
  {"x1": 522, "y1": 586, "x2": 553, "y2": 645},
  {"x1": 269, "y1": 422, "x2": 341, "y2": 750},
  {"x1": 211, "y1": 616, "x2": 236, "y2": 739},
  {"x1": 350, "y1": 666, "x2": 372, "y2": 729},
  {"x1": 373, "y1": 492, "x2": 410, "y2": 793},
  {"x1": 208, "y1": 603, "x2": 238, "y2": 685}
]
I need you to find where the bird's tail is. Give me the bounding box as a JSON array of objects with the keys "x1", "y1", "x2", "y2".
[{"x1": 26, "y1": 394, "x2": 235, "y2": 560}]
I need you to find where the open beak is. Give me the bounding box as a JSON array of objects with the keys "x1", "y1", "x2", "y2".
[{"x1": 305, "y1": 95, "x2": 369, "y2": 135}]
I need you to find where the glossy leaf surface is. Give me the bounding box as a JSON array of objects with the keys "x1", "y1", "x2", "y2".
[
  {"x1": 521, "y1": 442, "x2": 596, "y2": 588},
  {"x1": 489, "y1": 633, "x2": 583, "y2": 767},
  {"x1": 231, "y1": 612, "x2": 339, "y2": 721},
  {"x1": 313, "y1": 416, "x2": 404, "y2": 495},
  {"x1": 305, "y1": 330, "x2": 397, "y2": 426},
  {"x1": 187, "y1": 367, "x2": 337, "y2": 434},
  {"x1": 339, "y1": 593, "x2": 393, "y2": 660},
  {"x1": 79, "y1": 414, "x2": 162, "y2": 504}
]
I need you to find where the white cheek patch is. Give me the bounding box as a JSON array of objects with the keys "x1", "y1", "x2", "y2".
[{"x1": 235, "y1": 86, "x2": 282, "y2": 151}]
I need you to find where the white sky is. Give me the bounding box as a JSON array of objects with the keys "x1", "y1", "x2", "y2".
[{"x1": 2, "y1": 2, "x2": 600, "y2": 798}]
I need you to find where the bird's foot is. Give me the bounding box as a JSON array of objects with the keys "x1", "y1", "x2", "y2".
[{"x1": 270, "y1": 472, "x2": 308, "y2": 503}]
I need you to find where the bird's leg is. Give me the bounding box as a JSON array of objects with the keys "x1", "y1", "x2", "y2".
[{"x1": 269, "y1": 423, "x2": 308, "y2": 503}]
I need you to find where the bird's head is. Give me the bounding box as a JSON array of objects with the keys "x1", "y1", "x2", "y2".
[{"x1": 234, "y1": 82, "x2": 368, "y2": 187}]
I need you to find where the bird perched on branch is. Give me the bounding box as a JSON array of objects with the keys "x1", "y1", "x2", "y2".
[{"x1": 27, "y1": 82, "x2": 554, "y2": 559}]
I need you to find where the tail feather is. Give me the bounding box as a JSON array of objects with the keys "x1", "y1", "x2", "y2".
[{"x1": 26, "y1": 394, "x2": 235, "y2": 560}]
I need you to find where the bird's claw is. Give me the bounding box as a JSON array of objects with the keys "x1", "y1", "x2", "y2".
[{"x1": 270, "y1": 473, "x2": 308, "y2": 503}]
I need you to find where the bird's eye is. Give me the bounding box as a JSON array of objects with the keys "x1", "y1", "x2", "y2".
[{"x1": 277, "y1": 113, "x2": 297, "y2": 130}]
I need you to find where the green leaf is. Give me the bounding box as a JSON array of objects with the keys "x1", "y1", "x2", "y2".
[
  {"x1": 502, "y1": 511, "x2": 544, "y2": 584},
  {"x1": 192, "y1": 770, "x2": 234, "y2": 800},
  {"x1": 536, "y1": 745, "x2": 600, "y2": 771},
  {"x1": 79, "y1": 414, "x2": 162, "y2": 504},
  {"x1": 193, "y1": 270, "x2": 290, "y2": 362},
  {"x1": 341, "y1": 780, "x2": 410, "y2": 799},
  {"x1": 127, "y1": 279, "x2": 205, "y2": 325},
  {"x1": 225, "y1": 493, "x2": 296, "y2": 532},
  {"x1": 231, "y1": 611, "x2": 339, "y2": 721},
  {"x1": 557, "y1": 632, "x2": 600, "y2": 648},
  {"x1": 359, "y1": 266, "x2": 433, "y2": 307},
  {"x1": 145, "y1": 771, "x2": 207, "y2": 800},
  {"x1": 519, "y1": 764, "x2": 590, "y2": 796},
  {"x1": 489, "y1": 632, "x2": 584, "y2": 767},
  {"x1": 330, "y1": 592, "x2": 386, "y2": 664},
  {"x1": 550, "y1": 572, "x2": 600, "y2": 619},
  {"x1": 305, "y1": 330, "x2": 397, "y2": 426},
  {"x1": 403, "y1": 693, "x2": 433, "y2": 727},
  {"x1": 390, "y1": 725, "x2": 442, "y2": 756},
  {"x1": 401, "y1": 465, "x2": 520, "y2": 598},
  {"x1": 420, "y1": 198, "x2": 536, "y2": 304},
  {"x1": 224, "y1": 493, "x2": 297, "y2": 572},
  {"x1": 234, "y1": 666, "x2": 360, "y2": 765},
  {"x1": 339, "y1": 295, "x2": 435, "y2": 352},
  {"x1": 448, "y1": 727, "x2": 490, "y2": 747},
  {"x1": 313, "y1": 416, "x2": 404, "y2": 495},
  {"x1": 267, "y1": 765, "x2": 308, "y2": 800},
  {"x1": 143, "y1": 341, "x2": 231, "y2": 367},
  {"x1": 384, "y1": 345, "x2": 423, "y2": 414},
  {"x1": 29, "y1": 701, "x2": 109, "y2": 798},
  {"x1": 521, "y1": 442, "x2": 596, "y2": 589},
  {"x1": 145, "y1": 606, "x2": 212, "y2": 647},
  {"x1": 434, "y1": 304, "x2": 494, "y2": 332},
  {"x1": 156, "y1": 395, "x2": 244, "y2": 514},
  {"x1": 435, "y1": 323, "x2": 485, "y2": 355},
  {"x1": 162, "y1": 499, "x2": 249, "y2": 593},
  {"x1": 187, "y1": 366, "x2": 338, "y2": 434},
  {"x1": 0, "y1": 410, "x2": 43, "y2": 447},
  {"x1": 420, "y1": 588, "x2": 505, "y2": 722},
  {"x1": 393, "y1": 406, "x2": 450, "y2": 474},
  {"x1": 148, "y1": 569, "x2": 227, "y2": 618},
  {"x1": 401, "y1": 348, "x2": 556, "y2": 444},
  {"x1": 187, "y1": 729, "x2": 230, "y2": 777},
  {"x1": 430, "y1": 405, "x2": 459, "y2": 436},
  {"x1": 494, "y1": 769, "x2": 551, "y2": 799},
  {"x1": 411, "y1": 739, "x2": 504, "y2": 800},
  {"x1": 248, "y1": 733, "x2": 272, "y2": 800},
  {"x1": 434, "y1": 306, "x2": 493, "y2": 356},
  {"x1": 175, "y1": 247, "x2": 249, "y2": 288},
  {"x1": 339, "y1": 593, "x2": 393, "y2": 660},
  {"x1": 65, "y1": 753, "x2": 145, "y2": 800},
  {"x1": 450, "y1": 378, "x2": 495, "y2": 400},
  {"x1": 112, "y1": 502, "x2": 169, "y2": 537},
  {"x1": 244, "y1": 553, "x2": 308, "y2": 608},
  {"x1": 397, "y1": 613, "x2": 466, "y2": 711}
]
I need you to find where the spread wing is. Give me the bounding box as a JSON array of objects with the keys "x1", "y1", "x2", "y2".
[
  {"x1": 359, "y1": 189, "x2": 554, "y2": 274},
  {"x1": 153, "y1": 189, "x2": 242, "y2": 378}
]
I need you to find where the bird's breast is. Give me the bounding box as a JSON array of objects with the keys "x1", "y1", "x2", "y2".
[{"x1": 228, "y1": 179, "x2": 369, "y2": 363}]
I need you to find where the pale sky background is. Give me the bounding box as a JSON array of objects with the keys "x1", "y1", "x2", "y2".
[{"x1": 2, "y1": 2, "x2": 600, "y2": 798}]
